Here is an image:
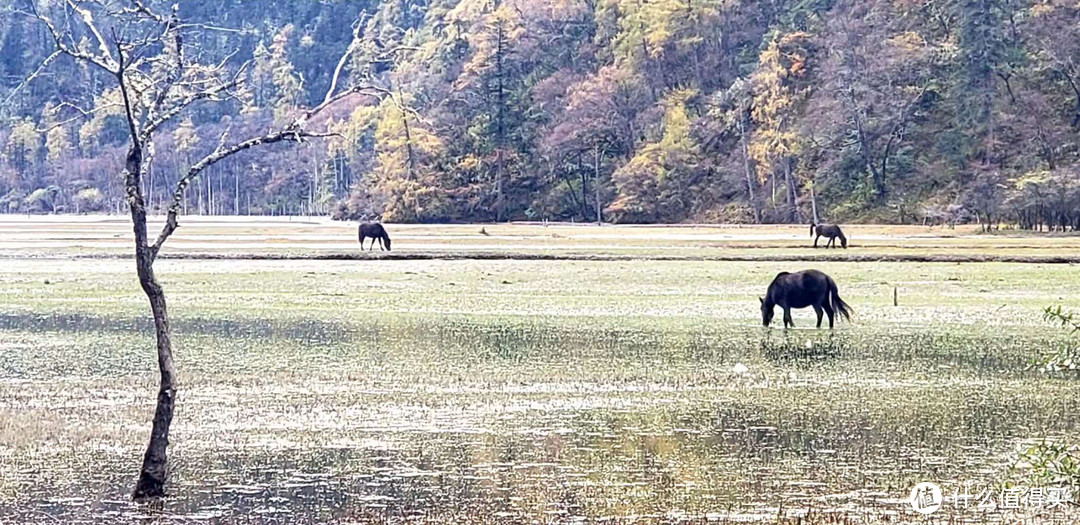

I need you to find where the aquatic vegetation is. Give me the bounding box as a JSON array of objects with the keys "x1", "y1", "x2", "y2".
[
  {"x1": 1018, "y1": 440, "x2": 1080, "y2": 489},
  {"x1": 0, "y1": 225, "x2": 1079, "y2": 522},
  {"x1": 1031, "y1": 307, "x2": 1080, "y2": 373}
]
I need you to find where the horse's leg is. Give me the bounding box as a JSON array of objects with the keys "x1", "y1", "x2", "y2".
[
  {"x1": 783, "y1": 307, "x2": 794, "y2": 329},
  {"x1": 814, "y1": 234, "x2": 820, "y2": 248},
  {"x1": 828, "y1": 236, "x2": 835, "y2": 248},
  {"x1": 813, "y1": 304, "x2": 823, "y2": 329},
  {"x1": 823, "y1": 302, "x2": 835, "y2": 329},
  {"x1": 360, "y1": 235, "x2": 366, "y2": 250},
  {"x1": 379, "y1": 237, "x2": 385, "y2": 251}
]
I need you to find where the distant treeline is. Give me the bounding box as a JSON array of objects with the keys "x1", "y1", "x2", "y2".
[{"x1": 2, "y1": 0, "x2": 1080, "y2": 230}]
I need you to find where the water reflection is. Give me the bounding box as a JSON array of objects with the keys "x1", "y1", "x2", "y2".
[{"x1": 1, "y1": 314, "x2": 1079, "y2": 522}]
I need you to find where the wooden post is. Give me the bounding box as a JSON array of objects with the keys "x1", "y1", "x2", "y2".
[{"x1": 893, "y1": 286, "x2": 898, "y2": 307}]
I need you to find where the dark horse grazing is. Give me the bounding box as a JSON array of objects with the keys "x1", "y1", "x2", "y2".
[
  {"x1": 811, "y1": 223, "x2": 847, "y2": 248},
  {"x1": 761, "y1": 270, "x2": 852, "y2": 329},
  {"x1": 358, "y1": 222, "x2": 392, "y2": 251}
]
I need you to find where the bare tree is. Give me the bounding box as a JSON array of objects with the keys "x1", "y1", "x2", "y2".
[{"x1": 18, "y1": 0, "x2": 404, "y2": 500}]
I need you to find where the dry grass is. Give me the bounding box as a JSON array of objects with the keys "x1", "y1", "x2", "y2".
[{"x1": 2, "y1": 215, "x2": 1080, "y2": 260}]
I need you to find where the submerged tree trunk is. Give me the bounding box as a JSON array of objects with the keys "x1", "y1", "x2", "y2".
[
  {"x1": 119, "y1": 138, "x2": 177, "y2": 501},
  {"x1": 132, "y1": 259, "x2": 176, "y2": 500}
]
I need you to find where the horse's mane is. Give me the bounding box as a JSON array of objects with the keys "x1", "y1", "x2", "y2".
[{"x1": 770, "y1": 271, "x2": 790, "y2": 284}]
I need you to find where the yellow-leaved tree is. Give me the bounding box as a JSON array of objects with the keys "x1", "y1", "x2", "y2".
[
  {"x1": 749, "y1": 31, "x2": 816, "y2": 222},
  {"x1": 370, "y1": 95, "x2": 445, "y2": 222},
  {"x1": 607, "y1": 89, "x2": 703, "y2": 222}
]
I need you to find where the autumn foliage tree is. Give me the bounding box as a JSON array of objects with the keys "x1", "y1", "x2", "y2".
[
  {"x1": 6, "y1": 0, "x2": 1080, "y2": 227},
  {"x1": 749, "y1": 31, "x2": 817, "y2": 222}
]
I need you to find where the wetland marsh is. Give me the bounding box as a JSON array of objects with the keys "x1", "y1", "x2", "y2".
[{"x1": 0, "y1": 218, "x2": 1078, "y2": 523}]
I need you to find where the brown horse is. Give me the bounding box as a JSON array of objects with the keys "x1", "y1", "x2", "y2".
[
  {"x1": 811, "y1": 223, "x2": 847, "y2": 248},
  {"x1": 760, "y1": 270, "x2": 852, "y2": 329},
  {"x1": 358, "y1": 222, "x2": 392, "y2": 251}
]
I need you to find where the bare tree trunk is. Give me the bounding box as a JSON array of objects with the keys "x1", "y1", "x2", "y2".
[
  {"x1": 594, "y1": 145, "x2": 603, "y2": 225},
  {"x1": 810, "y1": 184, "x2": 820, "y2": 224},
  {"x1": 784, "y1": 157, "x2": 798, "y2": 222},
  {"x1": 118, "y1": 138, "x2": 177, "y2": 500},
  {"x1": 399, "y1": 90, "x2": 417, "y2": 180},
  {"x1": 579, "y1": 166, "x2": 590, "y2": 220},
  {"x1": 495, "y1": 149, "x2": 505, "y2": 221},
  {"x1": 147, "y1": 163, "x2": 155, "y2": 213},
  {"x1": 770, "y1": 173, "x2": 776, "y2": 210},
  {"x1": 132, "y1": 258, "x2": 176, "y2": 500},
  {"x1": 494, "y1": 19, "x2": 507, "y2": 222},
  {"x1": 560, "y1": 171, "x2": 583, "y2": 214},
  {"x1": 849, "y1": 91, "x2": 886, "y2": 201},
  {"x1": 737, "y1": 113, "x2": 760, "y2": 223}
]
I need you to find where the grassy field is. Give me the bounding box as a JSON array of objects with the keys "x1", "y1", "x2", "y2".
[
  {"x1": 5, "y1": 215, "x2": 1080, "y2": 261},
  {"x1": 1, "y1": 216, "x2": 1080, "y2": 523}
]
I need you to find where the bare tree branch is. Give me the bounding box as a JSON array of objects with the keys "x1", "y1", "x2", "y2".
[
  {"x1": 21, "y1": 4, "x2": 116, "y2": 73},
  {"x1": 66, "y1": 0, "x2": 119, "y2": 69},
  {"x1": 123, "y1": 0, "x2": 165, "y2": 23},
  {"x1": 113, "y1": 31, "x2": 142, "y2": 150},
  {"x1": 324, "y1": 12, "x2": 369, "y2": 106},
  {"x1": 143, "y1": 6, "x2": 182, "y2": 124},
  {"x1": 150, "y1": 126, "x2": 325, "y2": 257},
  {"x1": 365, "y1": 84, "x2": 432, "y2": 127},
  {"x1": 141, "y1": 61, "x2": 249, "y2": 142},
  {"x1": 2, "y1": 49, "x2": 62, "y2": 107},
  {"x1": 35, "y1": 102, "x2": 123, "y2": 133}
]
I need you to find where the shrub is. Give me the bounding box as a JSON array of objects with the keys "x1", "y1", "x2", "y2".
[{"x1": 73, "y1": 188, "x2": 105, "y2": 213}]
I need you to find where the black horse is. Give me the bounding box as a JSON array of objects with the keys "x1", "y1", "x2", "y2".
[
  {"x1": 760, "y1": 270, "x2": 852, "y2": 329},
  {"x1": 358, "y1": 222, "x2": 392, "y2": 251},
  {"x1": 811, "y1": 223, "x2": 847, "y2": 248}
]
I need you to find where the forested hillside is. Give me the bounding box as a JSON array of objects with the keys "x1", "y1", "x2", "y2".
[{"x1": 2, "y1": 0, "x2": 1079, "y2": 227}]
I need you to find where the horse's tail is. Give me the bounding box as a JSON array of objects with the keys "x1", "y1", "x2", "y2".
[
  {"x1": 828, "y1": 278, "x2": 852, "y2": 322},
  {"x1": 358, "y1": 224, "x2": 364, "y2": 243},
  {"x1": 810, "y1": 223, "x2": 816, "y2": 237}
]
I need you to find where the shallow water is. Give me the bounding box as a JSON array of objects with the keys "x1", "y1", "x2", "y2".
[{"x1": 1, "y1": 259, "x2": 1079, "y2": 523}]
